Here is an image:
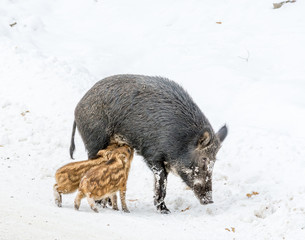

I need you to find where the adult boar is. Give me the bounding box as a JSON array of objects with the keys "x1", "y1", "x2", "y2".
[{"x1": 70, "y1": 74, "x2": 227, "y2": 214}]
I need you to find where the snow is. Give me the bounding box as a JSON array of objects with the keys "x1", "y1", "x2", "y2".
[{"x1": 1, "y1": 0, "x2": 305, "y2": 239}]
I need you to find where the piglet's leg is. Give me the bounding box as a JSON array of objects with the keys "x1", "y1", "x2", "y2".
[
  {"x1": 74, "y1": 191, "x2": 84, "y2": 210},
  {"x1": 120, "y1": 188, "x2": 130, "y2": 213},
  {"x1": 87, "y1": 195, "x2": 99, "y2": 213},
  {"x1": 53, "y1": 184, "x2": 62, "y2": 207},
  {"x1": 111, "y1": 194, "x2": 118, "y2": 211}
]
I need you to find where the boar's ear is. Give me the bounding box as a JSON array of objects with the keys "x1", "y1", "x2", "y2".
[
  {"x1": 216, "y1": 125, "x2": 228, "y2": 143},
  {"x1": 198, "y1": 131, "x2": 211, "y2": 148}
]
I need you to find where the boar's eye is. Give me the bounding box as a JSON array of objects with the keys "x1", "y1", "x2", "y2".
[{"x1": 197, "y1": 159, "x2": 206, "y2": 169}]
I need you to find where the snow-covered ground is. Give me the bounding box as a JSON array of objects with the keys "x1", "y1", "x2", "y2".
[{"x1": 1, "y1": 0, "x2": 305, "y2": 239}]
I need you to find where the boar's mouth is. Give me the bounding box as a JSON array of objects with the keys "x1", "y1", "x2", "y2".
[
  {"x1": 192, "y1": 158, "x2": 214, "y2": 205},
  {"x1": 193, "y1": 181, "x2": 214, "y2": 205},
  {"x1": 172, "y1": 157, "x2": 215, "y2": 205},
  {"x1": 199, "y1": 191, "x2": 213, "y2": 205}
]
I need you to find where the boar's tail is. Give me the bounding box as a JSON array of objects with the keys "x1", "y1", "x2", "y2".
[{"x1": 69, "y1": 121, "x2": 76, "y2": 159}]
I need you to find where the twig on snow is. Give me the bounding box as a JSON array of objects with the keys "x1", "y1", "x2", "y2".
[
  {"x1": 273, "y1": 0, "x2": 296, "y2": 9},
  {"x1": 10, "y1": 22, "x2": 17, "y2": 27}
]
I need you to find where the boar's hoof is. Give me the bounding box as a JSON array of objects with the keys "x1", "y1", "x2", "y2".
[
  {"x1": 157, "y1": 203, "x2": 170, "y2": 214},
  {"x1": 160, "y1": 209, "x2": 170, "y2": 214},
  {"x1": 96, "y1": 198, "x2": 112, "y2": 208},
  {"x1": 95, "y1": 200, "x2": 103, "y2": 206},
  {"x1": 200, "y1": 198, "x2": 214, "y2": 205},
  {"x1": 107, "y1": 198, "x2": 112, "y2": 207}
]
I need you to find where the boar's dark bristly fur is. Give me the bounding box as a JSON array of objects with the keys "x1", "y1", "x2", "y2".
[{"x1": 71, "y1": 74, "x2": 227, "y2": 213}]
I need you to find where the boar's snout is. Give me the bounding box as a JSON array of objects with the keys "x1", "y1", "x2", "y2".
[
  {"x1": 192, "y1": 156, "x2": 214, "y2": 206},
  {"x1": 199, "y1": 191, "x2": 213, "y2": 205},
  {"x1": 193, "y1": 180, "x2": 213, "y2": 205}
]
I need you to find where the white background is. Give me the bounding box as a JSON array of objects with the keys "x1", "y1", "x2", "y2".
[{"x1": 1, "y1": 0, "x2": 305, "y2": 239}]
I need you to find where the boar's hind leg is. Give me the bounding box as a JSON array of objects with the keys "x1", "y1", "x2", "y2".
[
  {"x1": 78, "y1": 121, "x2": 111, "y2": 160},
  {"x1": 149, "y1": 161, "x2": 170, "y2": 214},
  {"x1": 96, "y1": 198, "x2": 108, "y2": 208}
]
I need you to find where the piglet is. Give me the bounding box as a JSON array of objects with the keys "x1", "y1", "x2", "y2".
[
  {"x1": 53, "y1": 143, "x2": 120, "y2": 207},
  {"x1": 74, "y1": 144, "x2": 134, "y2": 213}
]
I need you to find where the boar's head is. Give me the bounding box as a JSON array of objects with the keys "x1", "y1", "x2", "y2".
[{"x1": 191, "y1": 125, "x2": 228, "y2": 205}]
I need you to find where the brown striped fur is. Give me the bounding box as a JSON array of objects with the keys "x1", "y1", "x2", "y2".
[
  {"x1": 74, "y1": 145, "x2": 134, "y2": 213},
  {"x1": 53, "y1": 142, "x2": 122, "y2": 207}
]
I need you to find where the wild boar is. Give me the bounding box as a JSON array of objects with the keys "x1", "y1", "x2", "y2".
[{"x1": 70, "y1": 74, "x2": 228, "y2": 213}]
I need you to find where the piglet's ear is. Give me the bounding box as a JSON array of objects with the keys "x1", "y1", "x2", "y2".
[
  {"x1": 198, "y1": 131, "x2": 211, "y2": 148},
  {"x1": 96, "y1": 150, "x2": 105, "y2": 157},
  {"x1": 105, "y1": 151, "x2": 113, "y2": 159},
  {"x1": 118, "y1": 154, "x2": 128, "y2": 162},
  {"x1": 216, "y1": 125, "x2": 228, "y2": 143}
]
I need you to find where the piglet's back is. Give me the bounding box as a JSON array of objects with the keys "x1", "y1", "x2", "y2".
[{"x1": 79, "y1": 158, "x2": 125, "y2": 195}]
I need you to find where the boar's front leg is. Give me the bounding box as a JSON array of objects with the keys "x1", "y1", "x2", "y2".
[{"x1": 148, "y1": 161, "x2": 170, "y2": 214}]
